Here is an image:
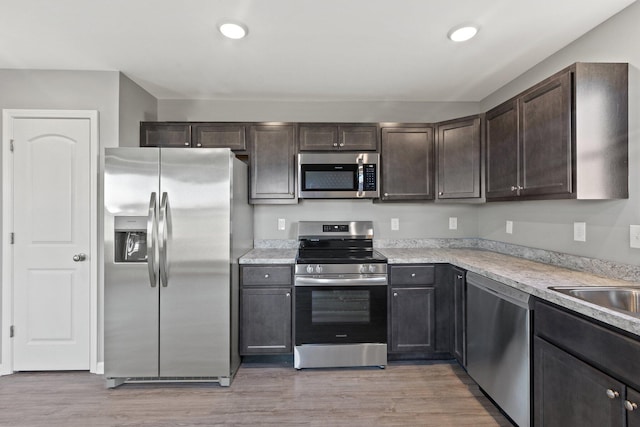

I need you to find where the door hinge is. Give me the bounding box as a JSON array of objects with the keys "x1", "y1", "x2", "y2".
[
  {"x1": 10, "y1": 233, "x2": 14, "y2": 244},
  {"x1": 10, "y1": 139, "x2": 14, "y2": 152},
  {"x1": 10, "y1": 325, "x2": 14, "y2": 338}
]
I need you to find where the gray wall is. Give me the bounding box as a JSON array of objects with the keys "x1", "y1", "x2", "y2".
[
  {"x1": 119, "y1": 74, "x2": 157, "y2": 147},
  {"x1": 478, "y1": 1, "x2": 640, "y2": 266}
]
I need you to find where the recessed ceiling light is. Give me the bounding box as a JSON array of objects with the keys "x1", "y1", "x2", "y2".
[
  {"x1": 219, "y1": 22, "x2": 248, "y2": 40},
  {"x1": 448, "y1": 25, "x2": 478, "y2": 42}
]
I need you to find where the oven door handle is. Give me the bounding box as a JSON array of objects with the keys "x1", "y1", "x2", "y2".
[{"x1": 294, "y1": 276, "x2": 388, "y2": 287}]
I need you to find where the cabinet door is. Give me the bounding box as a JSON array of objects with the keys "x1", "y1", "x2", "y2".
[
  {"x1": 140, "y1": 123, "x2": 191, "y2": 147},
  {"x1": 299, "y1": 124, "x2": 339, "y2": 150},
  {"x1": 452, "y1": 267, "x2": 466, "y2": 365},
  {"x1": 628, "y1": 387, "x2": 640, "y2": 427},
  {"x1": 249, "y1": 124, "x2": 297, "y2": 202},
  {"x1": 339, "y1": 124, "x2": 378, "y2": 151},
  {"x1": 380, "y1": 127, "x2": 434, "y2": 200},
  {"x1": 519, "y1": 71, "x2": 572, "y2": 197},
  {"x1": 192, "y1": 123, "x2": 247, "y2": 151},
  {"x1": 240, "y1": 287, "x2": 292, "y2": 354},
  {"x1": 533, "y1": 337, "x2": 624, "y2": 427},
  {"x1": 436, "y1": 116, "x2": 481, "y2": 199},
  {"x1": 486, "y1": 100, "x2": 519, "y2": 200},
  {"x1": 390, "y1": 287, "x2": 435, "y2": 353}
]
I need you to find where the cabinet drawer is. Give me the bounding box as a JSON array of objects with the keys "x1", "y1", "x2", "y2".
[
  {"x1": 535, "y1": 300, "x2": 640, "y2": 390},
  {"x1": 390, "y1": 265, "x2": 435, "y2": 286},
  {"x1": 241, "y1": 265, "x2": 292, "y2": 286}
]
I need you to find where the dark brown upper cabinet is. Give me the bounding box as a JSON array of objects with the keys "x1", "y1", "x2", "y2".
[
  {"x1": 191, "y1": 123, "x2": 248, "y2": 153},
  {"x1": 140, "y1": 122, "x2": 248, "y2": 153},
  {"x1": 299, "y1": 123, "x2": 379, "y2": 151},
  {"x1": 249, "y1": 124, "x2": 297, "y2": 204},
  {"x1": 436, "y1": 116, "x2": 482, "y2": 200},
  {"x1": 140, "y1": 122, "x2": 191, "y2": 147},
  {"x1": 486, "y1": 62, "x2": 628, "y2": 201},
  {"x1": 380, "y1": 126, "x2": 434, "y2": 201}
]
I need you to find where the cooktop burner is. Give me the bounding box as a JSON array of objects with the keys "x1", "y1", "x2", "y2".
[
  {"x1": 295, "y1": 249, "x2": 387, "y2": 264},
  {"x1": 295, "y1": 220, "x2": 387, "y2": 265}
]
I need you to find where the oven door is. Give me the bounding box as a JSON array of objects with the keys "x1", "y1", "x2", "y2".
[{"x1": 294, "y1": 275, "x2": 387, "y2": 345}]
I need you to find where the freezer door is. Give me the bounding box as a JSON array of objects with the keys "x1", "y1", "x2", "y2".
[
  {"x1": 159, "y1": 148, "x2": 232, "y2": 377},
  {"x1": 104, "y1": 148, "x2": 160, "y2": 378}
]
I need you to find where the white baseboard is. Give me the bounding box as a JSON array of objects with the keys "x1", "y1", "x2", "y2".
[{"x1": 93, "y1": 362, "x2": 104, "y2": 375}]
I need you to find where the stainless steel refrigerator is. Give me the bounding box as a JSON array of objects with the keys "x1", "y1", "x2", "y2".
[{"x1": 104, "y1": 148, "x2": 252, "y2": 387}]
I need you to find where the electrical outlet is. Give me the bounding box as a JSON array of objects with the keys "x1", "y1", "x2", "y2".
[
  {"x1": 506, "y1": 220, "x2": 513, "y2": 234},
  {"x1": 449, "y1": 217, "x2": 458, "y2": 230},
  {"x1": 574, "y1": 222, "x2": 586, "y2": 242},
  {"x1": 630, "y1": 225, "x2": 640, "y2": 248},
  {"x1": 277, "y1": 218, "x2": 286, "y2": 231},
  {"x1": 391, "y1": 218, "x2": 400, "y2": 231}
]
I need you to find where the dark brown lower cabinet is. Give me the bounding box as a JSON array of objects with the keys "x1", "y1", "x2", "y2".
[
  {"x1": 389, "y1": 286, "x2": 435, "y2": 353},
  {"x1": 240, "y1": 287, "x2": 292, "y2": 355},
  {"x1": 534, "y1": 299, "x2": 640, "y2": 427},
  {"x1": 452, "y1": 267, "x2": 465, "y2": 366},
  {"x1": 534, "y1": 336, "x2": 624, "y2": 427}
]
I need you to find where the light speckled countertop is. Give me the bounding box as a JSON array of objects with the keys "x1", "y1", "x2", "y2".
[{"x1": 239, "y1": 247, "x2": 640, "y2": 337}]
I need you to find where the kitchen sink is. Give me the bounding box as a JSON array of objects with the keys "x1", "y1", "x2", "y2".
[{"x1": 549, "y1": 286, "x2": 640, "y2": 317}]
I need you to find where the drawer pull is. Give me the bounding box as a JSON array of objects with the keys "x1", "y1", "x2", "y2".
[
  {"x1": 393, "y1": 292, "x2": 398, "y2": 297},
  {"x1": 606, "y1": 389, "x2": 620, "y2": 399},
  {"x1": 264, "y1": 274, "x2": 270, "y2": 279},
  {"x1": 411, "y1": 273, "x2": 416, "y2": 278},
  {"x1": 625, "y1": 400, "x2": 638, "y2": 412},
  {"x1": 286, "y1": 292, "x2": 291, "y2": 297}
]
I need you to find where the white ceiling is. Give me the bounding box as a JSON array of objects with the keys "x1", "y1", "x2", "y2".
[{"x1": 0, "y1": 0, "x2": 636, "y2": 101}]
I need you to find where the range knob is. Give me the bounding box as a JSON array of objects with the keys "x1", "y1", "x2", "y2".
[
  {"x1": 306, "y1": 265, "x2": 314, "y2": 274},
  {"x1": 315, "y1": 265, "x2": 323, "y2": 273},
  {"x1": 360, "y1": 265, "x2": 368, "y2": 274},
  {"x1": 368, "y1": 265, "x2": 376, "y2": 273}
]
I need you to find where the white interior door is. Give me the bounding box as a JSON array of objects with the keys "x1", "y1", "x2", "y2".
[{"x1": 11, "y1": 116, "x2": 91, "y2": 371}]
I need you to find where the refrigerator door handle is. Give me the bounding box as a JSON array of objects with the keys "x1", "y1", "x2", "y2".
[
  {"x1": 146, "y1": 192, "x2": 158, "y2": 288},
  {"x1": 159, "y1": 192, "x2": 171, "y2": 287}
]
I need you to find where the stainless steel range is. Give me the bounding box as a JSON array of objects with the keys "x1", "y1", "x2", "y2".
[{"x1": 294, "y1": 221, "x2": 388, "y2": 369}]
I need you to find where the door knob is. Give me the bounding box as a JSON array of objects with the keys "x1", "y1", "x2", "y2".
[{"x1": 73, "y1": 253, "x2": 87, "y2": 262}]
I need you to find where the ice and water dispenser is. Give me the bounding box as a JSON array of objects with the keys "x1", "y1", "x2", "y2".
[{"x1": 114, "y1": 216, "x2": 148, "y2": 262}]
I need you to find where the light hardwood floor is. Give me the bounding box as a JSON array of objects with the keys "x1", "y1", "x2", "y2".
[{"x1": 0, "y1": 360, "x2": 512, "y2": 426}]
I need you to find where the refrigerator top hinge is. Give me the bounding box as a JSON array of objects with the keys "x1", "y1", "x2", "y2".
[
  {"x1": 10, "y1": 325, "x2": 14, "y2": 338},
  {"x1": 10, "y1": 233, "x2": 14, "y2": 244},
  {"x1": 10, "y1": 139, "x2": 14, "y2": 152}
]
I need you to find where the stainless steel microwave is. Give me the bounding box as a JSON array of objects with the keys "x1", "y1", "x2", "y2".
[{"x1": 298, "y1": 152, "x2": 380, "y2": 199}]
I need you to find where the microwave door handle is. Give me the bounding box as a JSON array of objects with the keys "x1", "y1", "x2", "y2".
[
  {"x1": 357, "y1": 157, "x2": 364, "y2": 197},
  {"x1": 146, "y1": 192, "x2": 158, "y2": 288}
]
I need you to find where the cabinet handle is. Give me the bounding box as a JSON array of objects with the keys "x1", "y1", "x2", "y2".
[
  {"x1": 339, "y1": 143, "x2": 345, "y2": 147},
  {"x1": 196, "y1": 143, "x2": 202, "y2": 147},
  {"x1": 333, "y1": 142, "x2": 338, "y2": 147},
  {"x1": 286, "y1": 292, "x2": 291, "y2": 297},
  {"x1": 184, "y1": 142, "x2": 189, "y2": 146},
  {"x1": 393, "y1": 292, "x2": 398, "y2": 297},
  {"x1": 606, "y1": 389, "x2": 620, "y2": 399},
  {"x1": 625, "y1": 400, "x2": 638, "y2": 411},
  {"x1": 457, "y1": 275, "x2": 463, "y2": 279},
  {"x1": 384, "y1": 193, "x2": 389, "y2": 197},
  {"x1": 511, "y1": 186, "x2": 518, "y2": 191},
  {"x1": 439, "y1": 191, "x2": 443, "y2": 196},
  {"x1": 264, "y1": 274, "x2": 270, "y2": 279},
  {"x1": 411, "y1": 273, "x2": 416, "y2": 278}
]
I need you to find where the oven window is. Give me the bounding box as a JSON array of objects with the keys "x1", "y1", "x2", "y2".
[
  {"x1": 305, "y1": 171, "x2": 355, "y2": 190},
  {"x1": 311, "y1": 289, "x2": 370, "y2": 324}
]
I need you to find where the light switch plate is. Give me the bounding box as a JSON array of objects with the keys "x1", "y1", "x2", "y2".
[
  {"x1": 449, "y1": 217, "x2": 458, "y2": 230},
  {"x1": 391, "y1": 218, "x2": 400, "y2": 231},
  {"x1": 630, "y1": 225, "x2": 640, "y2": 248},
  {"x1": 277, "y1": 218, "x2": 286, "y2": 231},
  {"x1": 506, "y1": 220, "x2": 513, "y2": 234},
  {"x1": 574, "y1": 222, "x2": 586, "y2": 242}
]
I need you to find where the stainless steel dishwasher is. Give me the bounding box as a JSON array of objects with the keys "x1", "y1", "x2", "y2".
[{"x1": 466, "y1": 272, "x2": 531, "y2": 427}]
